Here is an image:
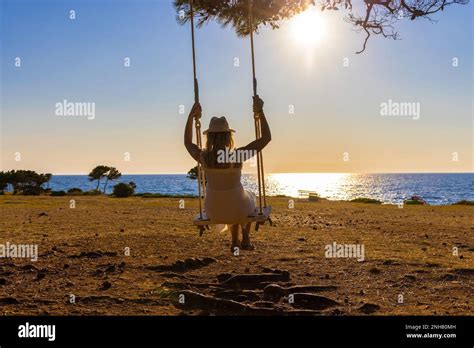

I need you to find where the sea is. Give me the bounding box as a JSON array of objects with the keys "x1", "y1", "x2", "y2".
[{"x1": 46, "y1": 173, "x2": 474, "y2": 206}]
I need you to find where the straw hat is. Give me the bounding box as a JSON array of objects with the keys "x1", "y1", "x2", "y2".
[{"x1": 203, "y1": 116, "x2": 235, "y2": 134}]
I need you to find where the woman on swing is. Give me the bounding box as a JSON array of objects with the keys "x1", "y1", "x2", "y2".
[{"x1": 184, "y1": 95, "x2": 271, "y2": 251}]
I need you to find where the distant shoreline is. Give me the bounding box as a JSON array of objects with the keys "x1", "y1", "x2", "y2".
[{"x1": 3, "y1": 173, "x2": 473, "y2": 206}]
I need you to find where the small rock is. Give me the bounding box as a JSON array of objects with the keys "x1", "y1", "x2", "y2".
[
  {"x1": 292, "y1": 293, "x2": 340, "y2": 310},
  {"x1": 453, "y1": 268, "x2": 474, "y2": 276},
  {"x1": 201, "y1": 257, "x2": 217, "y2": 265},
  {"x1": 105, "y1": 265, "x2": 116, "y2": 273},
  {"x1": 222, "y1": 272, "x2": 290, "y2": 288},
  {"x1": 261, "y1": 267, "x2": 287, "y2": 274},
  {"x1": 369, "y1": 267, "x2": 381, "y2": 274},
  {"x1": 0, "y1": 297, "x2": 19, "y2": 305},
  {"x1": 263, "y1": 284, "x2": 286, "y2": 301},
  {"x1": 35, "y1": 273, "x2": 46, "y2": 281},
  {"x1": 184, "y1": 258, "x2": 197, "y2": 268},
  {"x1": 425, "y1": 263, "x2": 440, "y2": 268},
  {"x1": 383, "y1": 260, "x2": 400, "y2": 266},
  {"x1": 440, "y1": 274, "x2": 457, "y2": 281},
  {"x1": 38, "y1": 212, "x2": 48, "y2": 217},
  {"x1": 174, "y1": 260, "x2": 186, "y2": 271},
  {"x1": 100, "y1": 281, "x2": 112, "y2": 291},
  {"x1": 359, "y1": 303, "x2": 380, "y2": 314},
  {"x1": 20, "y1": 264, "x2": 39, "y2": 272},
  {"x1": 217, "y1": 273, "x2": 233, "y2": 283}
]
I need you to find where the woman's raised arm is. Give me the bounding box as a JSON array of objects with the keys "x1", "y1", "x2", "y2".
[
  {"x1": 238, "y1": 95, "x2": 271, "y2": 154},
  {"x1": 184, "y1": 102, "x2": 202, "y2": 162}
]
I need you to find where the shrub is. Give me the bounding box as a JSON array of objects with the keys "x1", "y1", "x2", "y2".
[
  {"x1": 404, "y1": 195, "x2": 428, "y2": 205},
  {"x1": 51, "y1": 190, "x2": 66, "y2": 196},
  {"x1": 82, "y1": 189, "x2": 101, "y2": 196},
  {"x1": 404, "y1": 200, "x2": 424, "y2": 205},
  {"x1": 23, "y1": 186, "x2": 44, "y2": 196},
  {"x1": 350, "y1": 198, "x2": 382, "y2": 204},
  {"x1": 452, "y1": 200, "x2": 474, "y2": 206},
  {"x1": 67, "y1": 188, "x2": 83, "y2": 195},
  {"x1": 113, "y1": 183, "x2": 135, "y2": 198}
]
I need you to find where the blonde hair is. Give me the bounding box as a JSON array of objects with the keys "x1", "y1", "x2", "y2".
[{"x1": 203, "y1": 131, "x2": 239, "y2": 168}]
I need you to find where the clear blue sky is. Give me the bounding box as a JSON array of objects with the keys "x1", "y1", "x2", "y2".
[{"x1": 1, "y1": 0, "x2": 472, "y2": 174}]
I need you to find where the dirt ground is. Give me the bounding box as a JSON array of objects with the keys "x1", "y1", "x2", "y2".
[{"x1": 0, "y1": 195, "x2": 472, "y2": 315}]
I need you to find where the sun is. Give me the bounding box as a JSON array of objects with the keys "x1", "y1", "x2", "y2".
[{"x1": 290, "y1": 8, "x2": 326, "y2": 47}]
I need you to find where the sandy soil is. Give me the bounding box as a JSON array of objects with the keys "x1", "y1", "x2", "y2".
[{"x1": 0, "y1": 195, "x2": 472, "y2": 315}]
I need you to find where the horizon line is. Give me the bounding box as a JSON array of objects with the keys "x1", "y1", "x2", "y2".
[{"x1": 47, "y1": 171, "x2": 474, "y2": 175}]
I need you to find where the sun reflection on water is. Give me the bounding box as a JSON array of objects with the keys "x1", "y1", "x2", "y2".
[
  {"x1": 242, "y1": 173, "x2": 352, "y2": 200},
  {"x1": 266, "y1": 173, "x2": 350, "y2": 199},
  {"x1": 240, "y1": 172, "x2": 473, "y2": 205}
]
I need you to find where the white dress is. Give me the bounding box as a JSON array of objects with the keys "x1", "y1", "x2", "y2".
[{"x1": 203, "y1": 165, "x2": 256, "y2": 225}]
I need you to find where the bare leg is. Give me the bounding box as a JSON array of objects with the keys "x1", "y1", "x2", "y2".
[
  {"x1": 240, "y1": 222, "x2": 254, "y2": 250},
  {"x1": 230, "y1": 224, "x2": 240, "y2": 252}
]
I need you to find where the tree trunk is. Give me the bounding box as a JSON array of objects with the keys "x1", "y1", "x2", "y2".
[
  {"x1": 103, "y1": 178, "x2": 109, "y2": 194},
  {"x1": 96, "y1": 179, "x2": 100, "y2": 191}
]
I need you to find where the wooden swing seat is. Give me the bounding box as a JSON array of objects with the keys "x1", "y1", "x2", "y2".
[{"x1": 193, "y1": 206, "x2": 272, "y2": 226}]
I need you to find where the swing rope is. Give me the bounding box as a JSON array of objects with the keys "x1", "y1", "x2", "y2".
[
  {"x1": 189, "y1": 0, "x2": 205, "y2": 219},
  {"x1": 249, "y1": 0, "x2": 267, "y2": 213}
]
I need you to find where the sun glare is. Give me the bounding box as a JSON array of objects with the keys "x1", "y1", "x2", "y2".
[{"x1": 290, "y1": 9, "x2": 326, "y2": 47}]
